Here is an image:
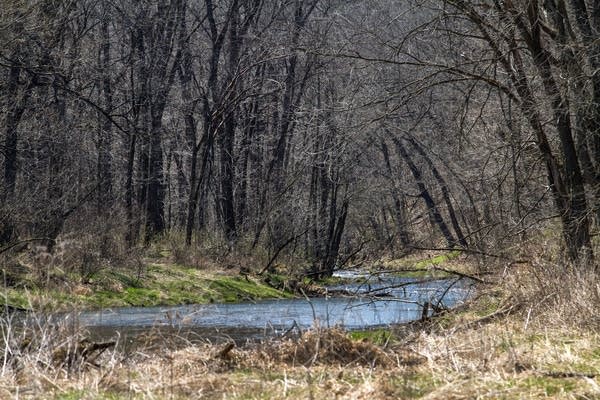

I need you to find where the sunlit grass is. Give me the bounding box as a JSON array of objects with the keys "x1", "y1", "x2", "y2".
[{"x1": 3, "y1": 262, "x2": 292, "y2": 311}]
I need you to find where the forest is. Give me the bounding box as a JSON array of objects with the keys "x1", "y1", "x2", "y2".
[
  {"x1": 1, "y1": 0, "x2": 600, "y2": 398},
  {"x1": 2, "y1": 0, "x2": 599, "y2": 272}
]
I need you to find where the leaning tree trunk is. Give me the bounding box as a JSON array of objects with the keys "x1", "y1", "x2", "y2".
[
  {"x1": 393, "y1": 137, "x2": 457, "y2": 248},
  {"x1": 403, "y1": 135, "x2": 468, "y2": 248}
]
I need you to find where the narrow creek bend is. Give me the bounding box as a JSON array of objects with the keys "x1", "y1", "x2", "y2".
[{"x1": 67, "y1": 273, "x2": 475, "y2": 344}]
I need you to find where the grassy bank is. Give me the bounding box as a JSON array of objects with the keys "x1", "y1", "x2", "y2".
[
  {"x1": 379, "y1": 250, "x2": 465, "y2": 278},
  {"x1": 3, "y1": 240, "x2": 599, "y2": 398},
  {"x1": 4, "y1": 262, "x2": 291, "y2": 311},
  {"x1": 3, "y1": 291, "x2": 600, "y2": 398},
  {"x1": 2, "y1": 246, "x2": 465, "y2": 311}
]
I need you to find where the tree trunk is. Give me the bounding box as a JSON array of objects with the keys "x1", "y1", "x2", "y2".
[
  {"x1": 125, "y1": 134, "x2": 137, "y2": 246},
  {"x1": 1, "y1": 57, "x2": 31, "y2": 245},
  {"x1": 145, "y1": 117, "x2": 165, "y2": 242},
  {"x1": 403, "y1": 135, "x2": 468, "y2": 247},
  {"x1": 379, "y1": 138, "x2": 411, "y2": 247},
  {"x1": 521, "y1": 1, "x2": 592, "y2": 261},
  {"x1": 393, "y1": 137, "x2": 457, "y2": 247}
]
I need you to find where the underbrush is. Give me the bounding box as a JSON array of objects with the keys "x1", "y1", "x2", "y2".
[
  {"x1": 163, "y1": 230, "x2": 311, "y2": 279},
  {"x1": 504, "y1": 259, "x2": 600, "y2": 329}
]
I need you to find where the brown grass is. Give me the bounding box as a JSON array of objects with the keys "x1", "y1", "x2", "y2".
[
  {"x1": 254, "y1": 326, "x2": 398, "y2": 368},
  {"x1": 2, "y1": 318, "x2": 600, "y2": 399}
]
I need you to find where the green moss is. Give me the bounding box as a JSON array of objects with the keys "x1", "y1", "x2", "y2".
[
  {"x1": 108, "y1": 271, "x2": 143, "y2": 288},
  {"x1": 262, "y1": 273, "x2": 286, "y2": 289},
  {"x1": 382, "y1": 251, "x2": 462, "y2": 278},
  {"x1": 414, "y1": 250, "x2": 461, "y2": 269},
  {"x1": 4, "y1": 289, "x2": 31, "y2": 309},
  {"x1": 208, "y1": 277, "x2": 291, "y2": 303},
  {"x1": 122, "y1": 287, "x2": 161, "y2": 306}
]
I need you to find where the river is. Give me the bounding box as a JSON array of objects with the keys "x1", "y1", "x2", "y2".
[{"x1": 66, "y1": 272, "x2": 474, "y2": 344}]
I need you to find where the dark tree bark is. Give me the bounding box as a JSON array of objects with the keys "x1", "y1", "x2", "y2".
[
  {"x1": 403, "y1": 135, "x2": 468, "y2": 248},
  {"x1": 145, "y1": 116, "x2": 166, "y2": 240},
  {"x1": 517, "y1": 1, "x2": 592, "y2": 261},
  {"x1": 379, "y1": 138, "x2": 411, "y2": 247},
  {"x1": 447, "y1": 0, "x2": 594, "y2": 262},
  {"x1": 393, "y1": 137, "x2": 457, "y2": 248},
  {"x1": 1, "y1": 53, "x2": 32, "y2": 245},
  {"x1": 3, "y1": 62, "x2": 31, "y2": 201},
  {"x1": 125, "y1": 134, "x2": 137, "y2": 246},
  {"x1": 142, "y1": 0, "x2": 185, "y2": 242}
]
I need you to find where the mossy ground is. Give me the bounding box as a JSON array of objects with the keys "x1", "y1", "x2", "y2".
[
  {"x1": 2, "y1": 246, "x2": 465, "y2": 311},
  {"x1": 3, "y1": 262, "x2": 291, "y2": 311}
]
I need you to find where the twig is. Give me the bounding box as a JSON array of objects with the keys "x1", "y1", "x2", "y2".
[{"x1": 431, "y1": 266, "x2": 490, "y2": 284}]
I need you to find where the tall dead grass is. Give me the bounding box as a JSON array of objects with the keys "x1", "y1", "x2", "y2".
[
  {"x1": 0, "y1": 308, "x2": 121, "y2": 398},
  {"x1": 502, "y1": 258, "x2": 600, "y2": 329}
]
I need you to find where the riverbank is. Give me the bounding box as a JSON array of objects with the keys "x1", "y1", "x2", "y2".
[
  {"x1": 2, "y1": 247, "x2": 468, "y2": 311},
  {"x1": 3, "y1": 261, "x2": 293, "y2": 311},
  {"x1": 3, "y1": 258, "x2": 600, "y2": 399},
  {"x1": 4, "y1": 243, "x2": 599, "y2": 398}
]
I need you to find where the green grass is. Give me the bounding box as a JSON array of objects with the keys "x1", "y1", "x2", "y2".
[
  {"x1": 55, "y1": 390, "x2": 144, "y2": 400},
  {"x1": 414, "y1": 250, "x2": 461, "y2": 269},
  {"x1": 381, "y1": 250, "x2": 462, "y2": 278},
  {"x1": 387, "y1": 372, "x2": 439, "y2": 398},
  {"x1": 208, "y1": 277, "x2": 288, "y2": 302},
  {"x1": 3, "y1": 263, "x2": 292, "y2": 311},
  {"x1": 513, "y1": 376, "x2": 577, "y2": 396},
  {"x1": 349, "y1": 328, "x2": 394, "y2": 345}
]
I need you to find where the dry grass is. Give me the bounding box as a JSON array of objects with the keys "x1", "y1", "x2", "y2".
[{"x1": 2, "y1": 256, "x2": 600, "y2": 399}]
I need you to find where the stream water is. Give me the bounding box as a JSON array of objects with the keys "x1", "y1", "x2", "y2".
[{"x1": 68, "y1": 272, "x2": 474, "y2": 343}]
